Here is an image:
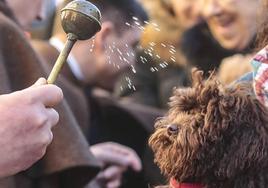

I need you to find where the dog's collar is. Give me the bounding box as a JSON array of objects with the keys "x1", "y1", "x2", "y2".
[{"x1": 170, "y1": 178, "x2": 204, "y2": 188}]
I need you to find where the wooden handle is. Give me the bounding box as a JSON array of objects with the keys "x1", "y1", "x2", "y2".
[{"x1": 47, "y1": 34, "x2": 77, "y2": 84}]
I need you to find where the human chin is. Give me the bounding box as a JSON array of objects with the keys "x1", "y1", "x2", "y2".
[
  {"x1": 217, "y1": 35, "x2": 245, "y2": 51},
  {"x1": 210, "y1": 25, "x2": 243, "y2": 50}
]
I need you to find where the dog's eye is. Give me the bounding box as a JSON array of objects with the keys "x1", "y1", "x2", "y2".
[{"x1": 167, "y1": 124, "x2": 179, "y2": 136}]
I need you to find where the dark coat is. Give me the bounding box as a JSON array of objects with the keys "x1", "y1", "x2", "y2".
[{"x1": 0, "y1": 12, "x2": 100, "y2": 188}]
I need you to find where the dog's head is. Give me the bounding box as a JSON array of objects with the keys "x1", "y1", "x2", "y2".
[{"x1": 149, "y1": 69, "x2": 268, "y2": 184}]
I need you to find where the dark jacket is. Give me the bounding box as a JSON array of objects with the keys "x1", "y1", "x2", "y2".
[{"x1": 0, "y1": 12, "x2": 100, "y2": 188}]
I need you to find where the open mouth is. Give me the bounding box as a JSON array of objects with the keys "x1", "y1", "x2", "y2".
[
  {"x1": 216, "y1": 14, "x2": 235, "y2": 27},
  {"x1": 211, "y1": 14, "x2": 236, "y2": 37}
]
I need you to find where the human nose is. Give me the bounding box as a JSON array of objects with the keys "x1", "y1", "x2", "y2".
[
  {"x1": 36, "y1": 1, "x2": 47, "y2": 21},
  {"x1": 201, "y1": 0, "x2": 223, "y2": 19}
]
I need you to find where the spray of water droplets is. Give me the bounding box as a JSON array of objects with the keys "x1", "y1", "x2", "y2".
[
  {"x1": 87, "y1": 16, "x2": 180, "y2": 91},
  {"x1": 120, "y1": 76, "x2": 136, "y2": 91},
  {"x1": 89, "y1": 37, "x2": 96, "y2": 52}
]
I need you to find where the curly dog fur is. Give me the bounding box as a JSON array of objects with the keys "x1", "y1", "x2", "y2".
[{"x1": 149, "y1": 69, "x2": 268, "y2": 188}]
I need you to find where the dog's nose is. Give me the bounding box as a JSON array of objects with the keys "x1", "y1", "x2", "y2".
[{"x1": 167, "y1": 124, "x2": 178, "y2": 135}]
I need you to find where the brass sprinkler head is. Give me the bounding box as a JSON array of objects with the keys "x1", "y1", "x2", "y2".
[
  {"x1": 47, "y1": 0, "x2": 102, "y2": 84},
  {"x1": 61, "y1": 0, "x2": 102, "y2": 40}
]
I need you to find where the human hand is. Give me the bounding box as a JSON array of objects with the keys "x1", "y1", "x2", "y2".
[
  {"x1": 0, "y1": 78, "x2": 63, "y2": 177},
  {"x1": 90, "y1": 142, "x2": 142, "y2": 188}
]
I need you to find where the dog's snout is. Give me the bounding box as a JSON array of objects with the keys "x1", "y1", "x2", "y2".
[{"x1": 167, "y1": 124, "x2": 179, "y2": 135}]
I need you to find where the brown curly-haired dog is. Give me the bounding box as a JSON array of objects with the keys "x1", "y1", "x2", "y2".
[{"x1": 149, "y1": 69, "x2": 268, "y2": 188}]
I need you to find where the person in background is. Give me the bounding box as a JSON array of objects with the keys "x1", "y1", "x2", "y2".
[
  {"x1": 200, "y1": 0, "x2": 261, "y2": 83},
  {"x1": 32, "y1": 0, "x2": 154, "y2": 187},
  {"x1": 114, "y1": 0, "x2": 202, "y2": 109}
]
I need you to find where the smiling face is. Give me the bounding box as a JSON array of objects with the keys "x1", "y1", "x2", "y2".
[{"x1": 201, "y1": 0, "x2": 260, "y2": 50}]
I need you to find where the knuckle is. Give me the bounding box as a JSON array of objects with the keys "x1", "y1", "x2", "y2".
[
  {"x1": 40, "y1": 131, "x2": 53, "y2": 146},
  {"x1": 33, "y1": 112, "x2": 48, "y2": 127},
  {"x1": 51, "y1": 109, "x2": 60, "y2": 126},
  {"x1": 50, "y1": 85, "x2": 64, "y2": 102}
]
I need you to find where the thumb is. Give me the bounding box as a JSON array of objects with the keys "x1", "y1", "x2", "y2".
[{"x1": 31, "y1": 78, "x2": 47, "y2": 88}]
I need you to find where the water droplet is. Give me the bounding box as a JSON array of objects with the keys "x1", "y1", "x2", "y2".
[
  {"x1": 144, "y1": 21, "x2": 150, "y2": 25},
  {"x1": 169, "y1": 50, "x2": 175, "y2": 54},
  {"x1": 150, "y1": 67, "x2": 155, "y2": 72},
  {"x1": 117, "y1": 48, "x2": 123, "y2": 55},
  {"x1": 161, "y1": 43, "x2": 167, "y2": 48},
  {"x1": 171, "y1": 57, "x2": 176, "y2": 62},
  {"x1": 134, "y1": 21, "x2": 141, "y2": 26},
  {"x1": 149, "y1": 42, "x2": 156, "y2": 47},
  {"x1": 169, "y1": 45, "x2": 175, "y2": 49},
  {"x1": 132, "y1": 16, "x2": 139, "y2": 21},
  {"x1": 170, "y1": 48, "x2": 176, "y2": 53},
  {"x1": 131, "y1": 65, "x2": 136, "y2": 73},
  {"x1": 89, "y1": 39, "x2": 95, "y2": 52},
  {"x1": 123, "y1": 57, "x2": 130, "y2": 64},
  {"x1": 160, "y1": 63, "x2": 167, "y2": 68},
  {"x1": 125, "y1": 22, "x2": 131, "y2": 27},
  {"x1": 152, "y1": 22, "x2": 158, "y2": 27}
]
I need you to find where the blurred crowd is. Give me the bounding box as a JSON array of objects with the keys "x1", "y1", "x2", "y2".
[{"x1": 0, "y1": 0, "x2": 264, "y2": 187}]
